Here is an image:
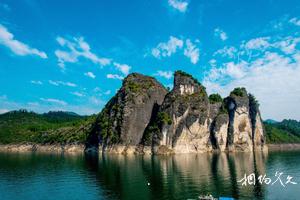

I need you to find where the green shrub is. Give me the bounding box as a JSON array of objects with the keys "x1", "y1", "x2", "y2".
[
  {"x1": 209, "y1": 93, "x2": 223, "y2": 104},
  {"x1": 230, "y1": 87, "x2": 246, "y2": 97}
]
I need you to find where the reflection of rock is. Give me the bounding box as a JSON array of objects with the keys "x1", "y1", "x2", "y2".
[{"x1": 82, "y1": 151, "x2": 268, "y2": 200}]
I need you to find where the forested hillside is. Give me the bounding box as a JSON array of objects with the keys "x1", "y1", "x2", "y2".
[
  {"x1": 0, "y1": 109, "x2": 96, "y2": 144},
  {"x1": 264, "y1": 119, "x2": 300, "y2": 143}
]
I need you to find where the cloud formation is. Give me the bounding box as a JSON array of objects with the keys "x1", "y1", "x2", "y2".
[
  {"x1": 152, "y1": 36, "x2": 184, "y2": 58},
  {"x1": 152, "y1": 36, "x2": 200, "y2": 64},
  {"x1": 40, "y1": 98, "x2": 67, "y2": 106},
  {"x1": 155, "y1": 70, "x2": 173, "y2": 79},
  {"x1": 106, "y1": 74, "x2": 124, "y2": 80},
  {"x1": 204, "y1": 34, "x2": 300, "y2": 120},
  {"x1": 113, "y1": 62, "x2": 131, "y2": 75},
  {"x1": 84, "y1": 72, "x2": 96, "y2": 79},
  {"x1": 71, "y1": 91, "x2": 84, "y2": 97},
  {"x1": 30, "y1": 80, "x2": 43, "y2": 85},
  {"x1": 48, "y1": 80, "x2": 77, "y2": 87},
  {"x1": 214, "y1": 28, "x2": 228, "y2": 41},
  {"x1": 55, "y1": 36, "x2": 110, "y2": 69},
  {"x1": 168, "y1": 0, "x2": 188, "y2": 13},
  {"x1": 184, "y1": 39, "x2": 200, "y2": 64},
  {"x1": 0, "y1": 24, "x2": 47, "y2": 58}
]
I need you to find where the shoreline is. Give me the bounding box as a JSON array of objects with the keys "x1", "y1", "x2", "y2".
[
  {"x1": 0, "y1": 143, "x2": 300, "y2": 154},
  {"x1": 267, "y1": 143, "x2": 300, "y2": 151},
  {"x1": 0, "y1": 144, "x2": 85, "y2": 154}
]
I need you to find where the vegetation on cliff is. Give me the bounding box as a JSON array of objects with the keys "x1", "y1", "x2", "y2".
[
  {"x1": 230, "y1": 87, "x2": 247, "y2": 97},
  {"x1": 209, "y1": 93, "x2": 223, "y2": 104}
]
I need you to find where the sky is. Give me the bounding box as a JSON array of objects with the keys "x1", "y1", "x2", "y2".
[{"x1": 1, "y1": 0, "x2": 300, "y2": 120}]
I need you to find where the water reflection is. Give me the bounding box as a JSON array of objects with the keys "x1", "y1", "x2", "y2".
[
  {"x1": 3, "y1": 151, "x2": 299, "y2": 200},
  {"x1": 83, "y1": 152, "x2": 268, "y2": 200}
]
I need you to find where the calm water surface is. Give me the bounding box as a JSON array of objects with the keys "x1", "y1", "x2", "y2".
[{"x1": 0, "y1": 151, "x2": 299, "y2": 200}]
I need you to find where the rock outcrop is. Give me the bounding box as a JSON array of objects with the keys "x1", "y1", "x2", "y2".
[
  {"x1": 86, "y1": 70, "x2": 267, "y2": 154},
  {"x1": 222, "y1": 88, "x2": 267, "y2": 152},
  {"x1": 144, "y1": 71, "x2": 211, "y2": 154},
  {"x1": 86, "y1": 73, "x2": 167, "y2": 153}
]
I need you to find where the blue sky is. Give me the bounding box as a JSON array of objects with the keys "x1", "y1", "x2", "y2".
[{"x1": 1, "y1": 0, "x2": 300, "y2": 120}]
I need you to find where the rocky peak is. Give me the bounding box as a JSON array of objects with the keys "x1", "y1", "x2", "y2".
[
  {"x1": 86, "y1": 72, "x2": 167, "y2": 153},
  {"x1": 173, "y1": 70, "x2": 205, "y2": 95},
  {"x1": 121, "y1": 73, "x2": 162, "y2": 94}
]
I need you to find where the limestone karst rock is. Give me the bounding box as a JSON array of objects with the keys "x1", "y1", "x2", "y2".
[
  {"x1": 86, "y1": 71, "x2": 267, "y2": 154},
  {"x1": 145, "y1": 71, "x2": 211, "y2": 154},
  {"x1": 85, "y1": 73, "x2": 167, "y2": 153},
  {"x1": 222, "y1": 88, "x2": 267, "y2": 152}
]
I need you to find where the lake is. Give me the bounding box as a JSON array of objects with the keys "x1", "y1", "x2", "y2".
[{"x1": 0, "y1": 151, "x2": 299, "y2": 200}]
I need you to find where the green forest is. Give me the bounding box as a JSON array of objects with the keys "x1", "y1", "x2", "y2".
[
  {"x1": 265, "y1": 119, "x2": 300, "y2": 143},
  {"x1": 0, "y1": 110, "x2": 96, "y2": 144}
]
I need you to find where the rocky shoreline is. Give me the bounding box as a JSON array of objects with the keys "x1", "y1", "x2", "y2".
[
  {"x1": 4, "y1": 143, "x2": 300, "y2": 154},
  {"x1": 0, "y1": 144, "x2": 85, "y2": 154},
  {"x1": 0, "y1": 143, "x2": 299, "y2": 154}
]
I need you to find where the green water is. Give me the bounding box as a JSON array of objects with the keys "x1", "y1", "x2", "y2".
[{"x1": 0, "y1": 151, "x2": 299, "y2": 200}]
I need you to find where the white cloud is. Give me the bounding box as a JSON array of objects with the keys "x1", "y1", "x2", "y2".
[
  {"x1": 209, "y1": 59, "x2": 217, "y2": 67},
  {"x1": 214, "y1": 28, "x2": 228, "y2": 41},
  {"x1": 0, "y1": 109, "x2": 9, "y2": 114},
  {"x1": 244, "y1": 37, "x2": 270, "y2": 50},
  {"x1": 0, "y1": 24, "x2": 47, "y2": 58},
  {"x1": 168, "y1": 0, "x2": 188, "y2": 13},
  {"x1": 40, "y1": 98, "x2": 67, "y2": 106},
  {"x1": 113, "y1": 62, "x2": 131, "y2": 75},
  {"x1": 152, "y1": 36, "x2": 201, "y2": 64},
  {"x1": 71, "y1": 92, "x2": 84, "y2": 97},
  {"x1": 155, "y1": 70, "x2": 173, "y2": 79},
  {"x1": 106, "y1": 74, "x2": 124, "y2": 80},
  {"x1": 183, "y1": 39, "x2": 200, "y2": 64},
  {"x1": 48, "y1": 80, "x2": 59, "y2": 86},
  {"x1": 48, "y1": 80, "x2": 77, "y2": 87},
  {"x1": 273, "y1": 36, "x2": 300, "y2": 54},
  {"x1": 151, "y1": 36, "x2": 184, "y2": 58},
  {"x1": 204, "y1": 35, "x2": 300, "y2": 121},
  {"x1": 213, "y1": 46, "x2": 237, "y2": 58},
  {"x1": 30, "y1": 80, "x2": 43, "y2": 85},
  {"x1": 84, "y1": 72, "x2": 96, "y2": 79},
  {"x1": 55, "y1": 36, "x2": 110, "y2": 69},
  {"x1": 289, "y1": 17, "x2": 300, "y2": 26},
  {"x1": 104, "y1": 90, "x2": 111, "y2": 95}
]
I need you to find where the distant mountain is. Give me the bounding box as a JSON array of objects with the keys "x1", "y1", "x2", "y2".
[{"x1": 264, "y1": 119, "x2": 278, "y2": 124}]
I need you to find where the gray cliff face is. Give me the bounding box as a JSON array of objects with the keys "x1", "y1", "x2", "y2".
[
  {"x1": 86, "y1": 71, "x2": 267, "y2": 154},
  {"x1": 148, "y1": 71, "x2": 211, "y2": 154},
  {"x1": 222, "y1": 88, "x2": 267, "y2": 152},
  {"x1": 86, "y1": 73, "x2": 167, "y2": 153}
]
